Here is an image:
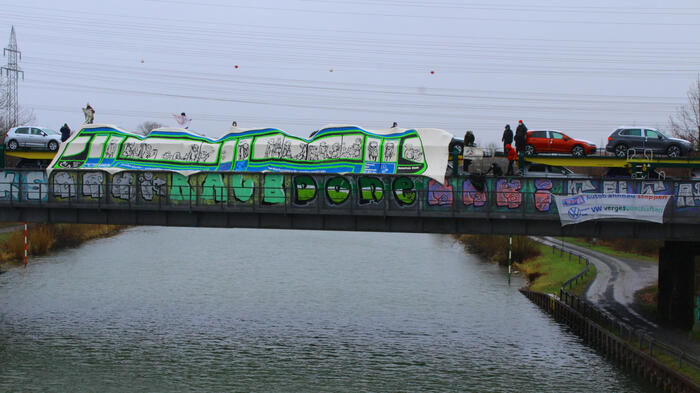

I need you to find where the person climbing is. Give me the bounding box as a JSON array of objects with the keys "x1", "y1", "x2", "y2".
[
  {"x1": 515, "y1": 120, "x2": 528, "y2": 153},
  {"x1": 60, "y1": 123, "x2": 71, "y2": 142},
  {"x1": 173, "y1": 112, "x2": 192, "y2": 129},
  {"x1": 485, "y1": 162, "x2": 503, "y2": 177},
  {"x1": 232, "y1": 121, "x2": 238, "y2": 127},
  {"x1": 391, "y1": 122, "x2": 398, "y2": 128},
  {"x1": 501, "y1": 124, "x2": 512, "y2": 155},
  {"x1": 82, "y1": 103, "x2": 95, "y2": 124},
  {"x1": 464, "y1": 130, "x2": 475, "y2": 147},
  {"x1": 505, "y1": 143, "x2": 517, "y2": 175}
]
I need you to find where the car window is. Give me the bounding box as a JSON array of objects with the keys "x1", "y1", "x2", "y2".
[
  {"x1": 527, "y1": 164, "x2": 547, "y2": 173},
  {"x1": 15, "y1": 127, "x2": 28, "y2": 134},
  {"x1": 621, "y1": 129, "x2": 642, "y2": 136},
  {"x1": 550, "y1": 131, "x2": 564, "y2": 139},
  {"x1": 44, "y1": 129, "x2": 59, "y2": 135},
  {"x1": 529, "y1": 131, "x2": 547, "y2": 138},
  {"x1": 645, "y1": 129, "x2": 661, "y2": 138},
  {"x1": 549, "y1": 166, "x2": 572, "y2": 175},
  {"x1": 30, "y1": 128, "x2": 43, "y2": 135}
]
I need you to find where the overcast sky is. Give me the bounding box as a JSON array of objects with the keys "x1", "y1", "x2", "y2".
[{"x1": 1, "y1": 0, "x2": 698, "y2": 147}]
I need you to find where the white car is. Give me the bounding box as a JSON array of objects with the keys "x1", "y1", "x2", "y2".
[
  {"x1": 4, "y1": 126, "x2": 62, "y2": 151},
  {"x1": 520, "y1": 163, "x2": 587, "y2": 178}
]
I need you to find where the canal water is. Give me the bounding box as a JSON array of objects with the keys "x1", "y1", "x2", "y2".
[{"x1": 0, "y1": 227, "x2": 655, "y2": 392}]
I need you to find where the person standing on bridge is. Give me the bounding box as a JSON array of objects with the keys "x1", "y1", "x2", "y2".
[
  {"x1": 464, "y1": 130, "x2": 475, "y2": 147},
  {"x1": 173, "y1": 112, "x2": 192, "y2": 129},
  {"x1": 505, "y1": 143, "x2": 517, "y2": 176},
  {"x1": 501, "y1": 124, "x2": 513, "y2": 155},
  {"x1": 82, "y1": 103, "x2": 95, "y2": 124},
  {"x1": 60, "y1": 123, "x2": 71, "y2": 142},
  {"x1": 515, "y1": 120, "x2": 528, "y2": 153}
]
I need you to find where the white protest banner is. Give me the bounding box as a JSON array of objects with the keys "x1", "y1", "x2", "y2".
[{"x1": 553, "y1": 193, "x2": 671, "y2": 226}]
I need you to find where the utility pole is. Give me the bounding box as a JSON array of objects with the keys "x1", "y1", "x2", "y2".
[
  {"x1": 2, "y1": 26, "x2": 24, "y2": 131},
  {"x1": 507, "y1": 235, "x2": 512, "y2": 285}
]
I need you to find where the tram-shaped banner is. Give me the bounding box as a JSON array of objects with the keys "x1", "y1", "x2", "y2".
[{"x1": 48, "y1": 124, "x2": 453, "y2": 182}]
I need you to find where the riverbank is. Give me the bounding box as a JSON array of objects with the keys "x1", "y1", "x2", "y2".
[
  {"x1": 454, "y1": 235, "x2": 594, "y2": 294},
  {"x1": 0, "y1": 224, "x2": 126, "y2": 272}
]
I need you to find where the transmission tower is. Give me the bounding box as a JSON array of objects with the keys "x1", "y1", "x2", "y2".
[{"x1": 2, "y1": 26, "x2": 24, "y2": 130}]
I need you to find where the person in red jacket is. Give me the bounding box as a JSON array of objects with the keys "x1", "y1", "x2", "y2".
[{"x1": 505, "y1": 143, "x2": 517, "y2": 175}]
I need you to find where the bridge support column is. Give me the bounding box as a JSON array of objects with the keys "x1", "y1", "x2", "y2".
[{"x1": 658, "y1": 241, "x2": 700, "y2": 330}]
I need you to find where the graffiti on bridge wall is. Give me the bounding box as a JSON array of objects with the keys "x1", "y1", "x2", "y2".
[{"x1": 1, "y1": 170, "x2": 699, "y2": 217}]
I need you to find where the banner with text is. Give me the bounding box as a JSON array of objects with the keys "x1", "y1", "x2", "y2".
[{"x1": 554, "y1": 193, "x2": 671, "y2": 226}]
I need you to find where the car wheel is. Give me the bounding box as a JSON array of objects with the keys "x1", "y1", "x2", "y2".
[
  {"x1": 7, "y1": 139, "x2": 18, "y2": 151},
  {"x1": 48, "y1": 140, "x2": 59, "y2": 152},
  {"x1": 666, "y1": 145, "x2": 681, "y2": 158},
  {"x1": 571, "y1": 145, "x2": 585, "y2": 158},
  {"x1": 524, "y1": 144, "x2": 535, "y2": 156},
  {"x1": 614, "y1": 144, "x2": 628, "y2": 158}
]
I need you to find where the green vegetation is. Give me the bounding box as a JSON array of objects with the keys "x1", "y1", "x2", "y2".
[
  {"x1": 0, "y1": 224, "x2": 125, "y2": 269},
  {"x1": 454, "y1": 235, "x2": 594, "y2": 296},
  {"x1": 515, "y1": 244, "x2": 596, "y2": 295},
  {"x1": 454, "y1": 234, "x2": 540, "y2": 265},
  {"x1": 562, "y1": 237, "x2": 659, "y2": 263}
]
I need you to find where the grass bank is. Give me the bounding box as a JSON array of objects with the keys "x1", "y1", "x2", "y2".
[
  {"x1": 0, "y1": 224, "x2": 125, "y2": 270},
  {"x1": 562, "y1": 237, "x2": 659, "y2": 263},
  {"x1": 455, "y1": 235, "x2": 594, "y2": 295},
  {"x1": 515, "y1": 243, "x2": 596, "y2": 296}
]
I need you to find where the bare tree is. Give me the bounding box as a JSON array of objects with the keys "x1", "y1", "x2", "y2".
[
  {"x1": 668, "y1": 77, "x2": 700, "y2": 150},
  {"x1": 137, "y1": 121, "x2": 165, "y2": 135},
  {"x1": 0, "y1": 78, "x2": 35, "y2": 141}
]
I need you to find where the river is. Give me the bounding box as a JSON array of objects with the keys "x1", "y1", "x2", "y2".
[{"x1": 0, "y1": 227, "x2": 655, "y2": 392}]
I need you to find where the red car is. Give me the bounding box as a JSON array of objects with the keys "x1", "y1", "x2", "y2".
[{"x1": 524, "y1": 130, "x2": 596, "y2": 157}]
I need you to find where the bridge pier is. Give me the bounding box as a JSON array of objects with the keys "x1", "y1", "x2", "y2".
[{"x1": 658, "y1": 241, "x2": 700, "y2": 330}]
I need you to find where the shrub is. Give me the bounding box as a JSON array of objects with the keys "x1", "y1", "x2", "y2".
[{"x1": 456, "y1": 234, "x2": 540, "y2": 265}]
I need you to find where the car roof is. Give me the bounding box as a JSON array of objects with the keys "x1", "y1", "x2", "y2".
[{"x1": 615, "y1": 126, "x2": 660, "y2": 130}]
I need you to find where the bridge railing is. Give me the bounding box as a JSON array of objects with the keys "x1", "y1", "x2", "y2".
[
  {"x1": 551, "y1": 242, "x2": 700, "y2": 371},
  {"x1": 0, "y1": 170, "x2": 697, "y2": 223}
]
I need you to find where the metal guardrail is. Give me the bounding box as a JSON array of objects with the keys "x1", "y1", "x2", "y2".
[{"x1": 551, "y1": 242, "x2": 700, "y2": 371}]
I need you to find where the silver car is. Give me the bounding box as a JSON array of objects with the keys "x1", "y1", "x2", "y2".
[{"x1": 4, "y1": 126, "x2": 62, "y2": 152}]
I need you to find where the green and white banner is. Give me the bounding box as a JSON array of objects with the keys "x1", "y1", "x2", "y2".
[
  {"x1": 48, "y1": 124, "x2": 453, "y2": 182},
  {"x1": 554, "y1": 193, "x2": 671, "y2": 226}
]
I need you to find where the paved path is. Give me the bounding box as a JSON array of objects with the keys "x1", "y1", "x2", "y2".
[{"x1": 531, "y1": 236, "x2": 700, "y2": 356}]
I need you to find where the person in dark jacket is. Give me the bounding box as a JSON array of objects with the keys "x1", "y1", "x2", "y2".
[
  {"x1": 515, "y1": 120, "x2": 528, "y2": 153},
  {"x1": 464, "y1": 130, "x2": 475, "y2": 147},
  {"x1": 486, "y1": 162, "x2": 503, "y2": 176},
  {"x1": 60, "y1": 123, "x2": 71, "y2": 142},
  {"x1": 501, "y1": 124, "x2": 513, "y2": 155},
  {"x1": 505, "y1": 143, "x2": 517, "y2": 175},
  {"x1": 462, "y1": 131, "x2": 475, "y2": 173}
]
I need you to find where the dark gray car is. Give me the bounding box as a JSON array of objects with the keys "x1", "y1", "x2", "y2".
[{"x1": 605, "y1": 127, "x2": 693, "y2": 158}]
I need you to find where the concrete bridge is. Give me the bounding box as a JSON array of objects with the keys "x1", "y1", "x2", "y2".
[
  {"x1": 2, "y1": 168, "x2": 700, "y2": 328},
  {"x1": 0, "y1": 169, "x2": 699, "y2": 239}
]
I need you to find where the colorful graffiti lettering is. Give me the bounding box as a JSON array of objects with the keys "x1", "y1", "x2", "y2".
[
  {"x1": 534, "y1": 179, "x2": 553, "y2": 212},
  {"x1": 428, "y1": 179, "x2": 453, "y2": 206},
  {"x1": 264, "y1": 174, "x2": 285, "y2": 204},
  {"x1": 462, "y1": 179, "x2": 486, "y2": 207},
  {"x1": 294, "y1": 175, "x2": 317, "y2": 205},
  {"x1": 392, "y1": 177, "x2": 416, "y2": 206},
  {"x1": 677, "y1": 183, "x2": 700, "y2": 208},
  {"x1": 496, "y1": 179, "x2": 521, "y2": 209},
  {"x1": 201, "y1": 173, "x2": 227, "y2": 202},
  {"x1": 2, "y1": 171, "x2": 698, "y2": 221},
  {"x1": 359, "y1": 177, "x2": 384, "y2": 205},
  {"x1": 326, "y1": 177, "x2": 351, "y2": 204}
]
